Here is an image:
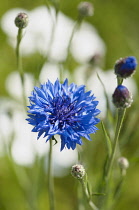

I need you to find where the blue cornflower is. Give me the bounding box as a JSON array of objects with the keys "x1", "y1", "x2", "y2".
[
  {"x1": 114, "y1": 56, "x2": 137, "y2": 78},
  {"x1": 27, "y1": 79, "x2": 100, "y2": 151}
]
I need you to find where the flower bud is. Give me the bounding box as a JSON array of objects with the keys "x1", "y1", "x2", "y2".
[
  {"x1": 112, "y1": 85, "x2": 133, "y2": 108},
  {"x1": 118, "y1": 157, "x2": 129, "y2": 170},
  {"x1": 89, "y1": 53, "x2": 102, "y2": 66},
  {"x1": 78, "y1": 2, "x2": 94, "y2": 17},
  {"x1": 114, "y1": 56, "x2": 137, "y2": 78},
  {"x1": 71, "y1": 164, "x2": 85, "y2": 180},
  {"x1": 15, "y1": 12, "x2": 29, "y2": 29}
]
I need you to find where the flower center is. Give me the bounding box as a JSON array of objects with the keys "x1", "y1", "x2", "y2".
[{"x1": 48, "y1": 96, "x2": 77, "y2": 128}]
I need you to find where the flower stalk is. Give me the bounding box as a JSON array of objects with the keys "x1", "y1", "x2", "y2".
[
  {"x1": 16, "y1": 28, "x2": 22, "y2": 75},
  {"x1": 99, "y1": 108, "x2": 126, "y2": 209},
  {"x1": 105, "y1": 108, "x2": 126, "y2": 180},
  {"x1": 80, "y1": 178, "x2": 99, "y2": 210},
  {"x1": 16, "y1": 27, "x2": 27, "y2": 109},
  {"x1": 15, "y1": 12, "x2": 28, "y2": 109},
  {"x1": 66, "y1": 20, "x2": 80, "y2": 61},
  {"x1": 117, "y1": 76, "x2": 123, "y2": 86},
  {"x1": 48, "y1": 138, "x2": 55, "y2": 210}
]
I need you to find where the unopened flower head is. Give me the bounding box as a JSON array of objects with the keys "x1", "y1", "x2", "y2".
[
  {"x1": 71, "y1": 164, "x2": 85, "y2": 180},
  {"x1": 27, "y1": 79, "x2": 100, "y2": 151},
  {"x1": 112, "y1": 85, "x2": 133, "y2": 108},
  {"x1": 118, "y1": 157, "x2": 129, "y2": 170},
  {"x1": 78, "y1": 2, "x2": 94, "y2": 17},
  {"x1": 114, "y1": 56, "x2": 137, "y2": 78},
  {"x1": 15, "y1": 12, "x2": 29, "y2": 29},
  {"x1": 89, "y1": 53, "x2": 102, "y2": 66}
]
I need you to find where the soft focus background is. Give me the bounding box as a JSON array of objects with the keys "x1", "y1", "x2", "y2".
[{"x1": 0, "y1": 0, "x2": 139, "y2": 210}]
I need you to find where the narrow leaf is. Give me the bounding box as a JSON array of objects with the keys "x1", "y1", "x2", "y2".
[
  {"x1": 101, "y1": 121, "x2": 112, "y2": 157},
  {"x1": 91, "y1": 192, "x2": 106, "y2": 196},
  {"x1": 97, "y1": 72, "x2": 110, "y2": 112}
]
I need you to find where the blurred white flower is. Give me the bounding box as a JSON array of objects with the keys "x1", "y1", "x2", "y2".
[
  {"x1": 1, "y1": 6, "x2": 105, "y2": 62},
  {"x1": 39, "y1": 62, "x2": 59, "y2": 83},
  {"x1": 0, "y1": 98, "x2": 15, "y2": 155},
  {"x1": 11, "y1": 109, "x2": 49, "y2": 166},
  {"x1": 71, "y1": 23, "x2": 105, "y2": 63},
  {"x1": 5, "y1": 71, "x2": 34, "y2": 101}
]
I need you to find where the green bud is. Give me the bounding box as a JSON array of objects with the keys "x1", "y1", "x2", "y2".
[
  {"x1": 118, "y1": 157, "x2": 129, "y2": 176},
  {"x1": 15, "y1": 12, "x2": 29, "y2": 29},
  {"x1": 118, "y1": 157, "x2": 129, "y2": 170},
  {"x1": 71, "y1": 164, "x2": 85, "y2": 180},
  {"x1": 78, "y1": 2, "x2": 94, "y2": 17}
]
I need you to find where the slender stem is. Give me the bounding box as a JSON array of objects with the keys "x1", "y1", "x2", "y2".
[
  {"x1": 105, "y1": 108, "x2": 126, "y2": 180},
  {"x1": 16, "y1": 28, "x2": 27, "y2": 109},
  {"x1": 64, "y1": 18, "x2": 82, "y2": 80},
  {"x1": 67, "y1": 18, "x2": 82, "y2": 57},
  {"x1": 16, "y1": 28, "x2": 23, "y2": 80},
  {"x1": 48, "y1": 138, "x2": 55, "y2": 210},
  {"x1": 98, "y1": 108, "x2": 126, "y2": 209},
  {"x1": 47, "y1": 7, "x2": 58, "y2": 59},
  {"x1": 80, "y1": 179, "x2": 99, "y2": 210},
  {"x1": 117, "y1": 76, "x2": 123, "y2": 85}
]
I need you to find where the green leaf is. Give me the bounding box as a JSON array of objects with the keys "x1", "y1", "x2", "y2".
[
  {"x1": 87, "y1": 180, "x2": 91, "y2": 197},
  {"x1": 91, "y1": 192, "x2": 106, "y2": 196},
  {"x1": 97, "y1": 72, "x2": 110, "y2": 112},
  {"x1": 101, "y1": 121, "x2": 112, "y2": 157}
]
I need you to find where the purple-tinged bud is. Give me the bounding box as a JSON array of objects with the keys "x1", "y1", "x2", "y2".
[
  {"x1": 78, "y1": 2, "x2": 94, "y2": 17},
  {"x1": 71, "y1": 164, "x2": 85, "y2": 180},
  {"x1": 112, "y1": 85, "x2": 133, "y2": 108},
  {"x1": 114, "y1": 56, "x2": 137, "y2": 78},
  {"x1": 15, "y1": 12, "x2": 29, "y2": 29}
]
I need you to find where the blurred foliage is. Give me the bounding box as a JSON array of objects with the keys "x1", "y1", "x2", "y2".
[{"x1": 0, "y1": 0, "x2": 139, "y2": 210}]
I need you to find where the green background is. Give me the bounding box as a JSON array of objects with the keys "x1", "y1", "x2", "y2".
[{"x1": 0, "y1": 0, "x2": 139, "y2": 210}]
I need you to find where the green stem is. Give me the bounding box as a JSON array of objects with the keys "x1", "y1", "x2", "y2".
[
  {"x1": 16, "y1": 29, "x2": 23, "y2": 79},
  {"x1": 117, "y1": 76, "x2": 123, "y2": 85},
  {"x1": 80, "y1": 179, "x2": 99, "y2": 210},
  {"x1": 67, "y1": 18, "x2": 82, "y2": 57},
  {"x1": 16, "y1": 28, "x2": 27, "y2": 109},
  {"x1": 99, "y1": 108, "x2": 126, "y2": 209},
  {"x1": 105, "y1": 108, "x2": 126, "y2": 180},
  {"x1": 113, "y1": 176, "x2": 124, "y2": 200},
  {"x1": 64, "y1": 18, "x2": 82, "y2": 80},
  {"x1": 48, "y1": 138, "x2": 55, "y2": 210},
  {"x1": 47, "y1": 7, "x2": 58, "y2": 59}
]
